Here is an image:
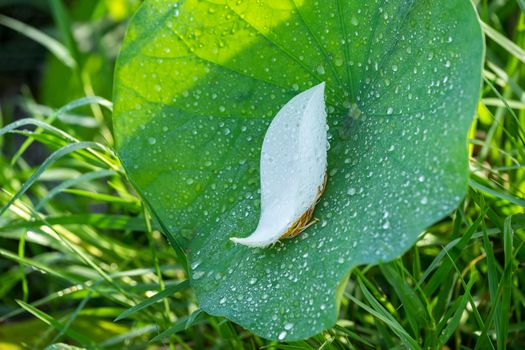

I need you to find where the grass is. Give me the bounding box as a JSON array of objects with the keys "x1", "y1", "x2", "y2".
[{"x1": 0, "y1": 0, "x2": 524, "y2": 349}]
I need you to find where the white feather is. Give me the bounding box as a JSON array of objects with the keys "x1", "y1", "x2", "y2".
[{"x1": 231, "y1": 82, "x2": 327, "y2": 248}]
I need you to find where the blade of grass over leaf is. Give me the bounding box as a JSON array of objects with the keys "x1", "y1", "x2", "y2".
[
  {"x1": 148, "y1": 316, "x2": 190, "y2": 343},
  {"x1": 115, "y1": 280, "x2": 189, "y2": 321}
]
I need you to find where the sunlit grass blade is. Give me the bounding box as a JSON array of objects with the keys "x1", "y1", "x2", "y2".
[{"x1": 62, "y1": 189, "x2": 139, "y2": 207}]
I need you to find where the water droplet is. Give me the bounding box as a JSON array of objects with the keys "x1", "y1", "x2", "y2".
[
  {"x1": 284, "y1": 322, "x2": 293, "y2": 330},
  {"x1": 347, "y1": 188, "x2": 356, "y2": 196},
  {"x1": 420, "y1": 196, "x2": 428, "y2": 205},
  {"x1": 193, "y1": 271, "x2": 205, "y2": 280},
  {"x1": 278, "y1": 331, "x2": 287, "y2": 340},
  {"x1": 219, "y1": 297, "x2": 226, "y2": 304},
  {"x1": 316, "y1": 65, "x2": 325, "y2": 75},
  {"x1": 351, "y1": 16, "x2": 359, "y2": 26},
  {"x1": 191, "y1": 260, "x2": 202, "y2": 270},
  {"x1": 387, "y1": 107, "x2": 394, "y2": 115},
  {"x1": 148, "y1": 137, "x2": 157, "y2": 145}
]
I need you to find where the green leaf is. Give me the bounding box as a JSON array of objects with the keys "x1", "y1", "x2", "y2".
[{"x1": 113, "y1": 0, "x2": 484, "y2": 341}]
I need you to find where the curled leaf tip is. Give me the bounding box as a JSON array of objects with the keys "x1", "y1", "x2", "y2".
[{"x1": 231, "y1": 82, "x2": 328, "y2": 248}]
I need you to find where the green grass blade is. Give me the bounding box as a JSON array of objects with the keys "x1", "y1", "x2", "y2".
[
  {"x1": 496, "y1": 216, "x2": 515, "y2": 349},
  {"x1": 379, "y1": 263, "x2": 429, "y2": 337},
  {"x1": 35, "y1": 170, "x2": 117, "y2": 211},
  {"x1": 0, "y1": 214, "x2": 151, "y2": 232},
  {"x1": 0, "y1": 118, "x2": 78, "y2": 142},
  {"x1": 56, "y1": 96, "x2": 113, "y2": 115},
  {"x1": 350, "y1": 279, "x2": 421, "y2": 350},
  {"x1": 99, "y1": 325, "x2": 158, "y2": 347},
  {"x1": 15, "y1": 299, "x2": 97, "y2": 348},
  {"x1": 0, "y1": 141, "x2": 106, "y2": 217},
  {"x1": 149, "y1": 316, "x2": 190, "y2": 343},
  {"x1": 115, "y1": 280, "x2": 189, "y2": 321},
  {"x1": 437, "y1": 270, "x2": 477, "y2": 345},
  {"x1": 0, "y1": 14, "x2": 76, "y2": 68},
  {"x1": 49, "y1": 0, "x2": 80, "y2": 64},
  {"x1": 470, "y1": 178, "x2": 525, "y2": 208},
  {"x1": 481, "y1": 21, "x2": 525, "y2": 63},
  {"x1": 0, "y1": 247, "x2": 76, "y2": 283},
  {"x1": 519, "y1": 0, "x2": 525, "y2": 13}
]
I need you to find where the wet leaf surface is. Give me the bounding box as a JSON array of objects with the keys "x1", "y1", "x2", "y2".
[{"x1": 113, "y1": 0, "x2": 483, "y2": 340}]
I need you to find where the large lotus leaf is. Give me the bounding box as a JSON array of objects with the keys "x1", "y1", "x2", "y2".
[{"x1": 113, "y1": 0, "x2": 483, "y2": 341}]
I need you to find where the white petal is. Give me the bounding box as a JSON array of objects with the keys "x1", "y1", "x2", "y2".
[{"x1": 231, "y1": 82, "x2": 327, "y2": 248}]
